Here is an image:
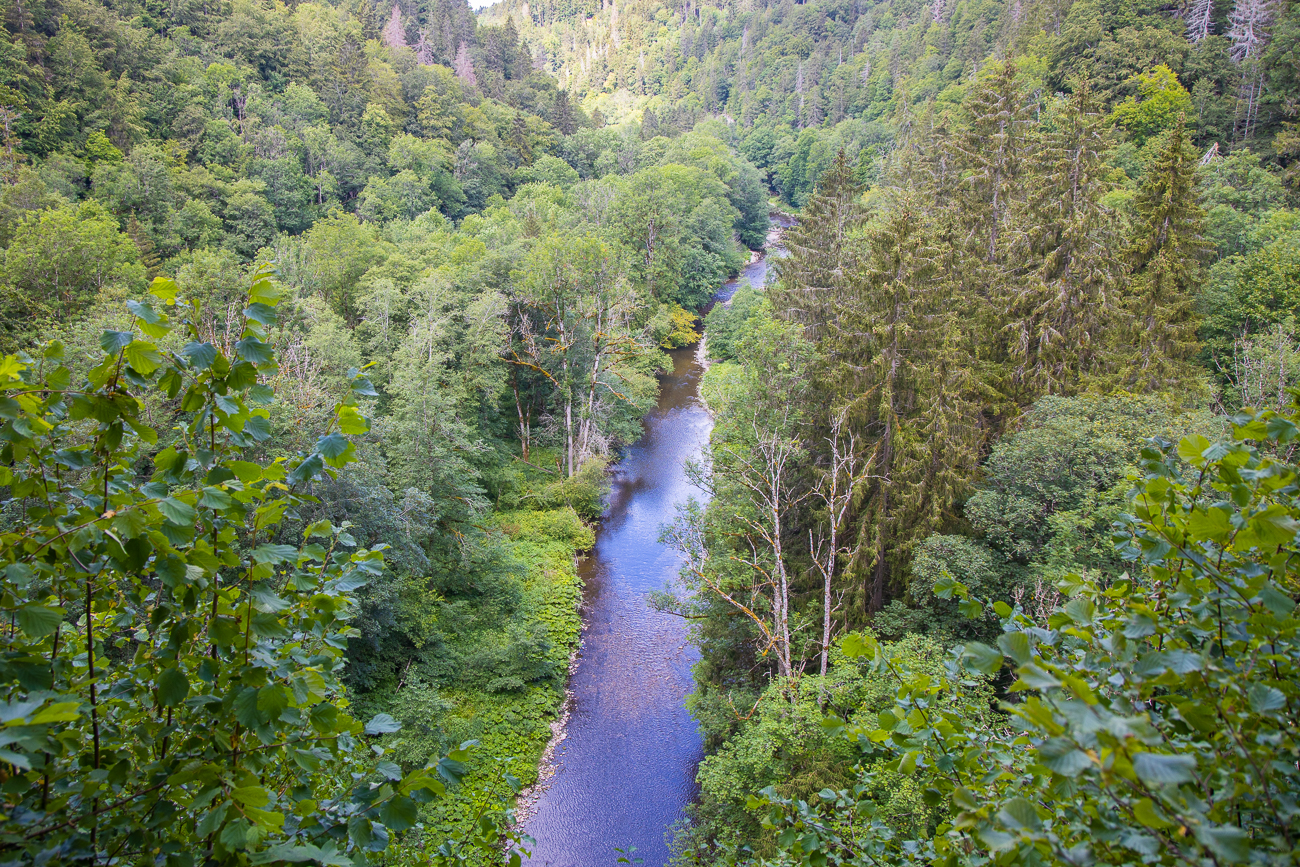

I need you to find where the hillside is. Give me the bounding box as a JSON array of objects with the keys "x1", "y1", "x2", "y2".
[
  {"x1": 2, "y1": 0, "x2": 1300, "y2": 861},
  {"x1": 485, "y1": 0, "x2": 1300, "y2": 202}
]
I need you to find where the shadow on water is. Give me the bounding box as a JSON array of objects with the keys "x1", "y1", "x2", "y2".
[{"x1": 521, "y1": 217, "x2": 790, "y2": 867}]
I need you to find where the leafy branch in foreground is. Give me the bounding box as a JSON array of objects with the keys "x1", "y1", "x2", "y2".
[
  {"x1": 0, "y1": 268, "x2": 496, "y2": 866},
  {"x1": 755, "y1": 401, "x2": 1300, "y2": 866}
]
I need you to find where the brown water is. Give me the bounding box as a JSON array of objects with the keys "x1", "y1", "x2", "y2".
[{"x1": 521, "y1": 221, "x2": 788, "y2": 867}]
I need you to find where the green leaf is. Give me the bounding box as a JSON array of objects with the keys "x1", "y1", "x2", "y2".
[
  {"x1": 380, "y1": 794, "x2": 419, "y2": 831},
  {"x1": 961, "y1": 641, "x2": 1002, "y2": 675},
  {"x1": 365, "y1": 713, "x2": 401, "y2": 735},
  {"x1": 252, "y1": 544, "x2": 297, "y2": 565},
  {"x1": 1247, "y1": 683, "x2": 1286, "y2": 713},
  {"x1": 227, "y1": 460, "x2": 262, "y2": 483},
  {"x1": 16, "y1": 604, "x2": 62, "y2": 638},
  {"x1": 214, "y1": 394, "x2": 242, "y2": 416},
  {"x1": 159, "y1": 497, "x2": 196, "y2": 526},
  {"x1": 1133, "y1": 752, "x2": 1196, "y2": 786},
  {"x1": 182, "y1": 342, "x2": 218, "y2": 369},
  {"x1": 124, "y1": 341, "x2": 162, "y2": 374},
  {"x1": 1259, "y1": 583, "x2": 1296, "y2": 617},
  {"x1": 1061, "y1": 597, "x2": 1095, "y2": 624},
  {"x1": 196, "y1": 802, "x2": 229, "y2": 838},
  {"x1": 244, "y1": 303, "x2": 278, "y2": 326},
  {"x1": 234, "y1": 687, "x2": 261, "y2": 728},
  {"x1": 1133, "y1": 797, "x2": 1173, "y2": 829},
  {"x1": 235, "y1": 337, "x2": 274, "y2": 365},
  {"x1": 252, "y1": 844, "x2": 351, "y2": 866},
  {"x1": 244, "y1": 415, "x2": 271, "y2": 442},
  {"x1": 0, "y1": 749, "x2": 32, "y2": 770},
  {"x1": 337, "y1": 405, "x2": 369, "y2": 435},
  {"x1": 1176, "y1": 434, "x2": 1212, "y2": 464},
  {"x1": 840, "y1": 633, "x2": 876, "y2": 659},
  {"x1": 288, "y1": 453, "x2": 323, "y2": 485},
  {"x1": 1197, "y1": 825, "x2": 1251, "y2": 862},
  {"x1": 149, "y1": 276, "x2": 179, "y2": 304},
  {"x1": 29, "y1": 701, "x2": 80, "y2": 724},
  {"x1": 100, "y1": 330, "x2": 134, "y2": 354},
  {"x1": 257, "y1": 685, "x2": 288, "y2": 721},
  {"x1": 997, "y1": 797, "x2": 1042, "y2": 831},
  {"x1": 997, "y1": 632, "x2": 1032, "y2": 665},
  {"x1": 350, "y1": 375, "x2": 378, "y2": 398},
  {"x1": 1037, "y1": 738, "x2": 1090, "y2": 776},
  {"x1": 157, "y1": 667, "x2": 189, "y2": 707},
  {"x1": 126, "y1": 299, "x2": 163, "y2": 324},
  {"x1": 219, "y1": 817, "x2": 249, "y2": 849},
  {"x1": 1015, "y1": 664, "x2": 1061, "y2": 690},
  {"x1": 316, "y1": 433, "x2": 349, "y2": 460}
]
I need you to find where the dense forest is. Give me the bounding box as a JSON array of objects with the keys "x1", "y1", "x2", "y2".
[
  {"x1": 2, "y1": 0, "x2": 1300, "y2": 857},
  {"x1": 490, "y1": 0, "x2": 1300, "y2": 860}
]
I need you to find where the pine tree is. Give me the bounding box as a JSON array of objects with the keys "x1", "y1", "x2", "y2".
[
  {"x1": 927, "y1": 61, "x2": 1036, "y2": 409},
  {"x1": 553, "y1": 89, "x2": 577, "y2": 134},
  {"x1": 943, "y1": 60, "x2": 1034, "y2": 272},
  {"x1": 1007, "y1": 85, "x2": 1125, "y2": 397},
  {"x1": 1121, "y1": 116, "x2": 1207, "y2": 390}
]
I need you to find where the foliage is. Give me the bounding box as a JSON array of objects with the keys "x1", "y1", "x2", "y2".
[
  {"x1": 1111, "y1": 65, "x2": 1194, "y2": 146},
  {"x1": 757, "y1": 402, "x2": 1300, "y2": 867},
  {"x1": 0, "y1": 270, "x2": 494, "y2": 865},
  {"x1": 682, "y1": 634, "x2": 981, "y2": 864}
]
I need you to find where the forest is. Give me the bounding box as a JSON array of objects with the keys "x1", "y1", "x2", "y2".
[{"x1": 0, "y1": 0, "x2": 1299, "y2": 857}]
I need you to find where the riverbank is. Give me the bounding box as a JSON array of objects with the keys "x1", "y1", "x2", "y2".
[{"x1": 405, "y1": 506, "x2": 590, "y2": 861}]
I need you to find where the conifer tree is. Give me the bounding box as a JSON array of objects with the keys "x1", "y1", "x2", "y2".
[
  {"x1": 771, "y1": 149, "x2": 864, "y2": 343},
  {"x1": 938, "y1": 60, "x2": 1036, "y2": 400},
  {"x1": 832, "y1": 197, "x2": 985, "y2": 614},
  {"x1": 1122, "y1": 116, "x2": 1207, "y2": 390},
  {"x1": 943, "y1": 60, "x2": 1034, "y2": 273},
  {"x1": 1008, "y1": 85, "x2": 1125, "y2": 397}
]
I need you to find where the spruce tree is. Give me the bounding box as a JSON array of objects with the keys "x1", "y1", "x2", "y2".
[
  {"x1": 1008, "y1": 84, "x2": 1125, "y2": 397},
  {"x1": 1122, "y1": 116, "x2": 1207, "y2": 391},
  {"x1": 831, "y1": 196, "x2": 985, "y2": 614},
  {"x1": 771, "y1": 149, "x2": 865, "y2": 344},
  {"x1": 943, "y1": 60, "x2": 1034, "y2": 273},
  {"x1": 938, "y1": 60, "x2": 1036, "y2": 405}
]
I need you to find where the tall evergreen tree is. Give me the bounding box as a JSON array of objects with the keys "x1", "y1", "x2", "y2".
[
  {"x1": 1122, "y1": 116, "x2": 1207, "y2": 390},
  {"x1": 831, "y1": 196, "x2": 986, "y2": 614},
  {"x1": 771, "y1": 149, "x2": 865, "y2": 344},
  {"x1": 943, "y1": 60, "x2": 1034, "y2": 274},
  {"x1": 1007, "y1": 85, "x2": 1125, "y2": 397}
]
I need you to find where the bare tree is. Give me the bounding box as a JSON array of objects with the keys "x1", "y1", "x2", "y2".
[
  {"x1": 414, "y1": 29, "x2": 434, "y2": 66},
  {"x1": 665, "y1": 406, "x2": 806, "y2": 679},
  {"x1": 1215, "y1": 322, "x2": 1300, "y2": 417},
  {"x1": 1228, "y1": 0, "x2": 1275, "y2": 140},
  {"x1": 1186, "y1": 0, "x2": 1214, "y2": 42},
  {"x1": 381, "y1": 3, "x2": 407, "y2": 49},
  {"x1": 809, "y1": 407, "x2": 870, "y2": 676},
  {"x1": 454, "y1": 41, "x2": 477, "y2": 88}
]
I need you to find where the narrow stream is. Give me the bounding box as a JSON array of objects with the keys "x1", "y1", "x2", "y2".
[{"x1": 521, "y1": 225, "x2": 785, "y2": 867}]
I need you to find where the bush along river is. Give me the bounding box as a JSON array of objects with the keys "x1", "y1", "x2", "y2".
[{"x1": 519, "y1": 218, "x2": 789, "y2": 867}]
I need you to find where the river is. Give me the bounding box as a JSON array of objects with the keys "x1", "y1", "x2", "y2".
[{"x1": 520, "y1": 227, "x2": 785, "y2": 867}]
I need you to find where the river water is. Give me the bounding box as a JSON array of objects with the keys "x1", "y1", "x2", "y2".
[{"x1": 521, "y1": 232, "x2": 783, "y2": 867}]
